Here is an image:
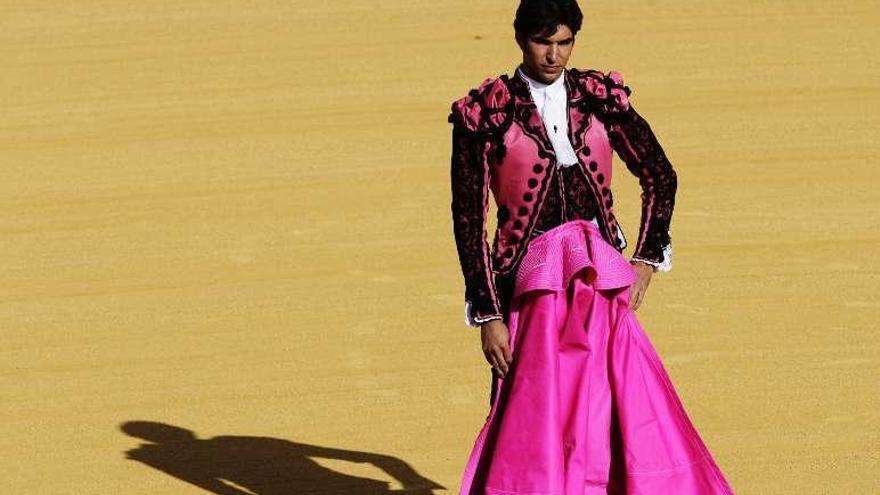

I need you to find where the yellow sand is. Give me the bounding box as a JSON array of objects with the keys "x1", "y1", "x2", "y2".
[{"x1": 1, "y1": 1, "x2": 877, "y2": 493}]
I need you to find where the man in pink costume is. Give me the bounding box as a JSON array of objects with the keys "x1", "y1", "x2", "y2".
[{"x1": 448, "y1": 1, "x2": 736, "y2": 493}]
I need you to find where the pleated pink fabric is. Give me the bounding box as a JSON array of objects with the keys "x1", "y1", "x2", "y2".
[{"x1": 459, "y1": 219, "x2": 735, "y2": 495}]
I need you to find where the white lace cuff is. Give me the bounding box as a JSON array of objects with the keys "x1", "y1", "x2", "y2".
[
  {"x1": 464, "y1": 300, "x2": 503, "y2": 327},
  {"x1": 631, "y1": 242, "x2": 673, "y2": 272}
]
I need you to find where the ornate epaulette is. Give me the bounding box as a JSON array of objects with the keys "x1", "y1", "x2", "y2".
[
  {"x1": 447, "y1": 76, "x2": 514, "y2": 137},
  {"x1": 569, "y1": 67, "x2": 633, "y2": 116}
]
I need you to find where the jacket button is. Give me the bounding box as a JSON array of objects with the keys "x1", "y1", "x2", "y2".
[
  {"x1": 518, "y1": 207, "x2": 528, "y2": 216},
  {"x1": 498, "y1": 205, "x2": 510, "y2": 223},
  {"x1": 513, "y1": 219, "x2": 523, "y2": 229},
  {"x1": 527, "y1": 178, "x2": 538, "y2": 188},
  {"x1": 589, "y1": 160, "x2": 598, "y2": 172},
  {"x1": 601, "y1": 187, "x2": 610, "y2": 196},
  {"x1": 504, "y1": 248, "x2": 514, "y2": 258},
  {"x1": 583, "y1": 146, "x2": 591, "y2": 156},
  {"x1": 509, "y1": 234, "x2": 520, "y2": 243},
  {"x1": 523, "y1": 192, "x2": 533, "y2": 202},
  {"x1": 597, "y1": 173, "x2": 605, "y2": 184},
  {"x1": 533, "y1": 163, "x2": 543, "y2": 173}
]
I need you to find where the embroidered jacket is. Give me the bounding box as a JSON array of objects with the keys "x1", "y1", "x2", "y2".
[{"x1": 449, "y1": 67, "x2": 678, "y2": 326}]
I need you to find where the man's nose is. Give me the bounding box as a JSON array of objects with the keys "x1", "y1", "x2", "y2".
[{"x1": 546, "y1": 45, "x2": 558, "y2": 63}]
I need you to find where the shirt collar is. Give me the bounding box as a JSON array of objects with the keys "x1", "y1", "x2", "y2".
[{"x1": 516, "y1": 65, "x2": 566, "y2": 95}]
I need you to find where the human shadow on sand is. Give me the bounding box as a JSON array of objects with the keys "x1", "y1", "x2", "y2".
[{"x1": 120, "y1": 420, "x2": 445, "y2": 494}]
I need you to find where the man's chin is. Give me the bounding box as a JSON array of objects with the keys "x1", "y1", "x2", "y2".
[
  {"x1": 540, "y1": 69, "x2": 563, "y2": 82},
  {"x1": 521, "y1": 63, "x2": 564, "y2": 83}
]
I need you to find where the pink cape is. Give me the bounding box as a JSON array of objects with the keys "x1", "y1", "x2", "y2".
[{"x1": 459, "y1": 220, "x2": 735, "y2": 495}]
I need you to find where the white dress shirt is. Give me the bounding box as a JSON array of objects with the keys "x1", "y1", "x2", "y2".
[{"x1": 517, "y1": 67, "x2": 579, "y2": 167}]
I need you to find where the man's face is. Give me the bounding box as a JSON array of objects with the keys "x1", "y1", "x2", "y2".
[{"x1": 517, "y1": 24, "x2": 575, "y2": 84}]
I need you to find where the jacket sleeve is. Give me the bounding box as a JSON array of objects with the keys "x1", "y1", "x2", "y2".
[
  {"x1": 606, "y1": 103, "x2": 678, "y2": 272},
  {"x1": 449, "y1": 121, "x2": 503, "y2": 327}
]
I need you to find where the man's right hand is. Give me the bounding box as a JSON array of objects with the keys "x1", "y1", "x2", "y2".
[{"x1": 481, "y1": 319, "x2": 513, "y2": 379}]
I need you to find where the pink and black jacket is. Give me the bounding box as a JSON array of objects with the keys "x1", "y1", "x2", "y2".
[{"x1": 448, "y1": 67, "x2": 678, "y2": 326}]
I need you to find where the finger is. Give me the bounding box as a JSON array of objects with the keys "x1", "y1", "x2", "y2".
[
  {"x1": 493, "y1": 348, "x2": 508, "y2": 375},
  {"x1": 489, "y1": 360, "x2": 503, "y2": 378},
  {"x1": 630, "y1": 286, "x2": 639, "y2": 310},
  {"x1": 633, "y1": 287, "x2": 644, "y2": 310},
  {"x1": 492, "y1": 348, "x2": 509, "y2": 375},
  {"x1": 484, "y1": 349, "x2": 498, "y2": 368},
  {"x1": 501, "y1": 342, "x2": 513, "y2": 364}
]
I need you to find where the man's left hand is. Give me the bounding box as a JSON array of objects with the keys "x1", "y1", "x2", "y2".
[{"x1": 629, "y1": 260, "x2": 655, "y2": 310}]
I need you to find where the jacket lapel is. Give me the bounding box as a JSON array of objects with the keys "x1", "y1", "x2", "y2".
[
  {"x1": 506, "y1": 68, "x2": 556, "y2": 161},
  {"x1": 563, "y1": 68, "x2": 593, "y2": 152}
]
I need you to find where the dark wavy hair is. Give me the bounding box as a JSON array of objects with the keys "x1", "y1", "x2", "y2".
[{"x1": 513, "y1": 0, "x2": 583, "y2": 39}]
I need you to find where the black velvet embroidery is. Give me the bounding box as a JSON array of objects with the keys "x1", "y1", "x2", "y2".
[
  {"x1": 605, "y1": 106, "x2": 677, "y2": 262},
  {"x1": 449, "y1": 127, "x2": 502, "y2": 321},
  {"x1": 530, "y1": 164, "x2": 600, "y2": 241},
  {"x1": 563, "y1": 164, "x2": 601, "y2": 225}
]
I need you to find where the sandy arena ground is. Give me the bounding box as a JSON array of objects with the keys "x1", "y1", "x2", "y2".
[{"x1": 2, "y1": 1, "x2": 878, "y2": 493}]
